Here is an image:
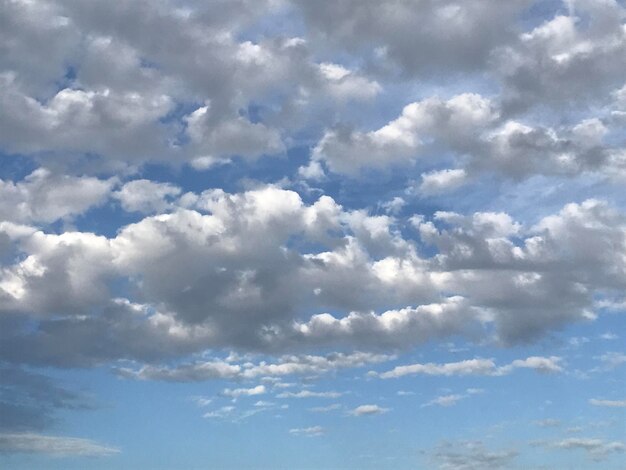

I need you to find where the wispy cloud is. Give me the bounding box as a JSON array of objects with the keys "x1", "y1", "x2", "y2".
[
  {"x1": 289, "y1": 426, "x2": 324, "y2": 437},
  {"x1": 0, "y1": 433, "x2": 119, "y2": 457}
]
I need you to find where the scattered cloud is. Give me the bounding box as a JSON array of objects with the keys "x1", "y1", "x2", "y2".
[
  {"x1": 277, "y1": 390, "x2": 343, "y2": 399},
  {"x1": 422, "y1": 394, "x2": 466, "y2": 408},
  {"x1": 534, "y1": 438, "x2": 626, "y2": 461},
  {"x1": 2, "y1": 1, "x2": 626, "y2": 466},
  {"x1": 221, "y1": 385, "x2": 266, "y2": 398},
  {"x1": 589, "y1": 398, "x2": 626, "y2": 408},
  {"x1": 289, "y1": 426, "x2": 324, "y2": 437},
  {"x1": 348, "y1": 404, "x2": 389, "y2": 417},
  {"x1": 428, "y1": 440, "x2": 518, "y2": 470}
]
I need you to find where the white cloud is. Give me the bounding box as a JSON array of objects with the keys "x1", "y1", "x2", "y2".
[
  {"x1": 3, "y1": 187, "x2": 626, "y2": 367},
  {"x1": 348, "y1": 404, "x2": 389, "y2": 416},
  {"x1": 253, "y1": 400, "x2": 275, "y2": 408},
  {"x1": 298, "y1": 160, "x2": 326, "y2": 181},
  {"x1": 377, "y1": 356, "x2": 562, "y2": 379},
  {"x1": 419, "y1": 169, "x2": 467, "y2": 195},
  {"x1": 495, "y1": 0, "x2": 626, "y2": 110},
  {"x1": 113, "y1": 179, "x2": 181, "y2": 214},
  {"x1": 535, "y1": 437, "x2": 626, "y2": 460},
  {"x1": 203, "y1": 406, "x2": 236, "y2": 419},
  {"x1": 318, "y1": 63, "x2": 381, "y2": 101},
  {"x1": 589, "y1": 398, "x2": 626, "y2": 408},
  {"x1": 0, "y1": 169, "x2": 114, "y2": 224},
  {"x1": 289, "y1": 425, "x2": 324, "y2": 436},
  {"x1": 221, "y1": 385, "x2": 266, "y2": 398},
  {"x1": 422, "y1": 394, "x2": 466, "y2": 408},
  {"x1": 277, "y1": 390, "x2": 343, "y2": 399},
  {"x1": 2, "y1": 0, "x2": 626, "y2": 459},
  {"x1": 313, "y1": 94, "x2": 496, "y2": 175},
  {"x1": 378, "y1": 358, "x2": 496, "y2": 379},
  {"x1": 184, "y1": 104, "x2": 285, "y2": 162},
  {"x1": 120, "y1": 351, "x2": 393, "y2": 382}
]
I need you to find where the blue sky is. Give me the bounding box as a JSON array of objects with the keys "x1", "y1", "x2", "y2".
[{"x1": 1, "y1": 0, "x2": 626, "y2": 468}]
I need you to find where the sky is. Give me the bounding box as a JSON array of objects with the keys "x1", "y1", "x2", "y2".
[{"x1": 1, "y1": 0, "x2": 626, "y2": 468}]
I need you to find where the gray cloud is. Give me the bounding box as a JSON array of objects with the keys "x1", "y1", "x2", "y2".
[
  {"x1": 292, "y1": 0, "x2": 530, "y2": 77},
  {"x1": 428, "y1": 440, "x2": 518, "y2": 470},
  {"x1": 0, "y1": 432, "x2": 119, "y2": 457},
  {"x1": 495, "y1": 0, "x2": 626, "y2": 112},
  {"x1": 0, "y1": 365, "x2": 92, "y2": 432},
  {"x1": 1, "y1": 187, "x2": 624, "y2": 368},
  {"x1": 312, "y1": 91, "x2": 623, "y2": 182},
  {"x1": 0, "y1": 0, "x2": 383, "y2": 172}
]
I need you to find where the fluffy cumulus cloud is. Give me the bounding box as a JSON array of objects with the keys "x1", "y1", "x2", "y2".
[
  {"x1": 1, "y1": 187, "x2": 625, "y2": 370},
  {"x1": 0, "y1": 169, "x2": 114, "y2": 224},
  {"x1": 313, "y1": 93, "x2": 497, "y2": 175},
  {"x1": 348, "y1": 404, "x2": 389, "y2": 417},
  {"x1": 113, "y1": 179, "x2": 181, "y2": 214},
  {"x1": 2, "y1": 0, "x2": 626, "y2": 465},
  {"x1": 314, "y1": 91, "x2": 625, "y2": 181},
  {"x1": 0, "y1": 0, "x2": 382, "y2": 171},
  {"x1": 292, "y1": 0, "x2": 530, "y2": 76},
  {"x1": 495, "y1": 0, "x2": 626, "y2": 110}
]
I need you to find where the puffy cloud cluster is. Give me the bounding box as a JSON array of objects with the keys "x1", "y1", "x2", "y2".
[
  {"x1": 120, "y1": 351, "x2": 393, "y2": 382},
  {"x1": 0, "y1": 0, "x2": 382, "y2": 171},
  {"x1": 2, "y1": 0, "x2": 626, "y2": 461},
  {"x1": 1, "y1": 185, "x2": 625, "y2": 371},
  {"x1": 0, "y1": 169, "x2": 114, "y2": 224},
  {"x1": 495, "y1": 0, "x2": 626, "y2": 111},
  {"x1": 313, "y1": 93, "x2": 497, "y2": 175},
  {"x1": 292, "y1": 0, "x2": 530, "y2": 76},
  {"x1": 313, "y1": 91, "x2": 624, "y2": 182}
]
